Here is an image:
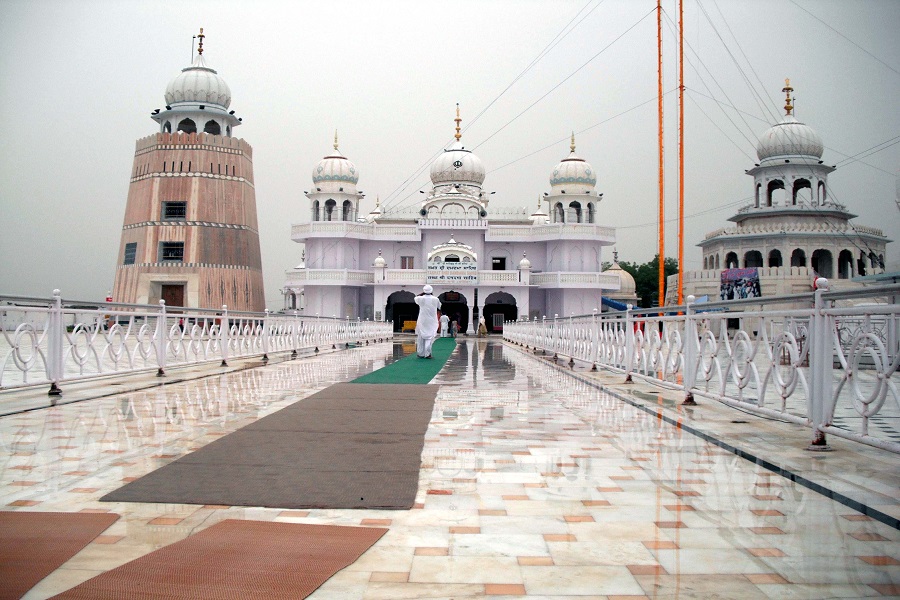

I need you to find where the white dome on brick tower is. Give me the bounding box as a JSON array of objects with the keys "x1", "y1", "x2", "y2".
[
  {"x1": 550, "y1": 133, "x2": 597, "y2": 194},
  {"x1": 430, "y1": 105, "x2": 486, "y2": 189},
  {"x1": 164, "y1": 30, "x2": 231, "y2": 109},
  {"x1": 756, "y1": 79, "x2": 824, "y2": 164},
  {"x1": 312, "y1": 132, "x2": 359, "y2": 194}
]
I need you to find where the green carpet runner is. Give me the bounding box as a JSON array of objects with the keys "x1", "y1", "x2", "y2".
[{"x1": 352, "y1": 337, "x2": 456, "y2": 384}]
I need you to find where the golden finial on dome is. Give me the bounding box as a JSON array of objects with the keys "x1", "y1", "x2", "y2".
[
  {"x1": 613, "y1": 249, "x2": 619, "y2": 263},
  {"x1": 570, "y1": 131, "x2": 576, "y2": 153},
  {"x1": 454, "y1": 103, "x2": 462, "y2": 141},
  {"x1": 196, "y1": 27, "x2": 205, "y2": 55},
  {"x1": 334, "y1": 130, "x2": 339, "y2": 151},
  {"x1": 376, "y1": 195, "x2": 380, "y2": 207},
  {"x1": 782, "y1": 78, "x2": 794, "y2": 116}
]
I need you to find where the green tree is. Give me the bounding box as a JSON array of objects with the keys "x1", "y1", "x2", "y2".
[{"x1": 616, "y1": 255, "x2": 679, "y2": 308}]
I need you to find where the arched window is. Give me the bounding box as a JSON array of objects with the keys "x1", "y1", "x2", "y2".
[
  {"x1": 587, "y1": 203, "x2": 595, "y2": 223},
  {"x1": 767, "y1": 180, "x2": 784, "y2": 207},
  {"x1": 312, "y1": 200, "x2": 320, "y2": 221},
  {"x1": 755, "y1": 183, "x2": 761, "y2": 208},
  {"x1": 324, "y1": 199, "x2": 336, "y2": 221},
  {"x1": 568, "y1": 201, "x2": 582, "y2": 223},
  {"x1": 164, "y1": 121, "x2": 172, "y2": 133},
  {"x1": 226, "y1": 125, "x2": 232, "y2": 137},
  {"x1": 177, "y1": 118, "x2": 197, "y2": 134},
  {"x1": 715, "y1": 254, "x2": 720, "y2": 269},
  {"x1": 791, "y1": 248, "x2": 806, "y2": 267},
  {"x1": 744, "y1": 250, "x2": 763, "y2": 268},
  {"x1": 554, "y1": 203, "x2": 565, "y2": 223},
  {"x1": 203, "y1": 120, "x2": 221, "y2": 135},
  {"x1": 817, "y1": 181, "x2": 826, "y2": 204},
  {"x1": 811, "y1": 249, "x2": 833, "y2": 278},
  {"x1": 445, "y1": 254, "x2": 460, "y2": 263},
  {"x1": 838, "y1": 249, "x2": 853, "y2": 279},
  {"x1": 703, "y1": 256, "x2": 708, "y2": 270},
  {"x1": 725, "y1": 252, "x2": 738, "y2": 269},
  {"x1": 768, "y1": 249, "x2": 783, "y2": 268},
  {"x1": 857, "y1": 251, "x2": 868, "y2": 277},
  {"x1": 342, "y1": 200, "x2": 353, "y2": 221},
  {"x1": 793, "y1": 178, "x2": 811, "y2": 205}
]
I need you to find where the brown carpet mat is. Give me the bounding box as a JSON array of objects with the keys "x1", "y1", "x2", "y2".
[
  {"x1": 101, "y1": 383, "x2": 437, "y2": 509},
  {"x1": 51, "y1": 519, "x2": 387, "y2": 600},
  {"x1": 0, "y1": 511, "x2": 119, "y2": 600}
]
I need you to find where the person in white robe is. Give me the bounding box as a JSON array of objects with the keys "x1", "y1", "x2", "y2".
[
  {"x1": 440, "y1": 313, "x2": 450, "y2": 338},
  {"x1": 414, "y1": 285, "x2": 442, "y2": 358}
]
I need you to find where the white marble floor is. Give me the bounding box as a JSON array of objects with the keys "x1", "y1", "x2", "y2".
[{"x1": 1, "y1": 338, "x2": 898, "y2": 599}]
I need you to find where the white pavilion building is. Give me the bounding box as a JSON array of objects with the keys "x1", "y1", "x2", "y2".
[{"x1": 283, "y1": 111, "x2": 619, "y2": 333}]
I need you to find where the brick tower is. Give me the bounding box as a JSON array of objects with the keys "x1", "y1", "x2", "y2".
[{"x1": 112, "y1": 29, "x2": 265, "y2": 311}]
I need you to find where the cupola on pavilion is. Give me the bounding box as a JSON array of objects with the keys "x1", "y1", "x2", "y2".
[
  {"x1": 284, "y1": 108, "x2": 620, "y2": 333},
  {"x1": 676, "y1": 81, "x2": 890, "y2": 302}
]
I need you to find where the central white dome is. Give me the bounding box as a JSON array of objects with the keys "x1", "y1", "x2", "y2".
[
  {"x1": 164, "y1": 54, "x2": 232, "y2": 109},
  {"x1": 430, "y1": 141, "x2": 485, "y2": 187},
  {"x1": 756, "y1": 115, "x2": 824, "y2": 161}
]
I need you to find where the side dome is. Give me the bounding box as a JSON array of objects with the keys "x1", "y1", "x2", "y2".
[
  {"x1": 164, "y1": 54, "x2": 232, "y2": 109},
  {"x1": 550, "y1": 134, "x2": 597, "y2": 192},
  {"x1": 312, "y1": 134, "x2": 359, "y2": 187},
  {"x1": 604, "y1": 260, "x2": 637, "y2": 299},
  {"x1": 430, "y1": 141, "x2": 486, "y2": 187},
  {"x1": 756, "y1": 115, "x2": 824, "y2": 161}
]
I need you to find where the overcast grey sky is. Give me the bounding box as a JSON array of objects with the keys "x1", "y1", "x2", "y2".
[{"x1": 1, "y1": 0, "x2": 898, "y2": 309}]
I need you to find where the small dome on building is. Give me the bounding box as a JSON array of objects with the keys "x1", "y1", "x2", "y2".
[
  {"x1": 550, "y1": 134, "x2": 597, "y2": 193},
  {"x1": 373, "y1": 250, "x2": 386, "y2": 268},
  {"x1": 312, "y1": 132, "x2": 359, "y2": 186},
  {"x1": 164, "y1": 54, "x2": 232, "y2": 109},
  {"x1": 603, "y1": 253, "x2": 638, "y2": 300},
  {"x1": 518, "y1": 252, "x2": 532, "y2": 270},
  {"x1": 756, "y1": 80, "x2": 824, "y2": 162}
]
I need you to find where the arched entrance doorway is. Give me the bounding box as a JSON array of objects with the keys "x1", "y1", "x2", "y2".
[
  {"x1": 438, "y1": 290, "x2": 468, "y2": 333},
  {"x1": 386, "y1": 290, "x2": 418, "y2": 332},
  {"x1": 482, "y1": 291, "x2": 517, "y2": 333}
]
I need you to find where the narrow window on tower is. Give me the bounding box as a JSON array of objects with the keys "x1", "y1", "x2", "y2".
[
  {"x1": 159, "y1": 242, "x2": 185, "y2": 263},
  {"x1": 400, "y1": 256, "x2": 414, "y2": 269},
  {"x1": 162, "y1": 201, "x2": 187, "y2": 220},
  {"x1": 123, "y1": 243, "x2": 137, "y2": 265}
]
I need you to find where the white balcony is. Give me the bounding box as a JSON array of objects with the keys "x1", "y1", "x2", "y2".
[
  {"x1": 486, "y1": 223, "x2": 616, "y2": 243},
  {"x1": 284, "y1": 269, "x2": 374, "y2": 287},
  {"x1": 531, "y1": 272, "x2": 620, "y2": 289},
  {"x1": 291, "y1": 221, "x2": 420, "y2": 241}
]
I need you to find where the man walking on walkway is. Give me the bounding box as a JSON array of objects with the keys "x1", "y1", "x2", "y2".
[{"x1": 414, "y1": 285, "x2": 442, "y2": 358}]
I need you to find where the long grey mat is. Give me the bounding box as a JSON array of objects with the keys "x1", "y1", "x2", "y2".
[{"x1": 101, "y1": 383, "x2": 438, "y2": 510}]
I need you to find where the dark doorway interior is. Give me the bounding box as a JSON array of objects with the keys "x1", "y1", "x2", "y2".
[{"x1": 161, "y1": 284, "x2": 185, "y2": 307}]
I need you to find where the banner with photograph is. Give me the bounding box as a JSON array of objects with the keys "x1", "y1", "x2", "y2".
[{"x1": 720, "y1": 268, "x2": 761, "y2": 300}]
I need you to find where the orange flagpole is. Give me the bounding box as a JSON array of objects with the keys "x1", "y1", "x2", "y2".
[
  {"x1": 677, "y1": 0, "x2": 685, "y2": 305},
  {"x1": 657, "y1": 0, "x2": 665, "y2": 307}
]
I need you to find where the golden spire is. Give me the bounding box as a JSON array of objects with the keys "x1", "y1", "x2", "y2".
[
  {"x1": 782, "y1": 78, "x2": 794, "y2": 116},
  {"x1": 454, "y1": 103, "x2": 462, "y2": 141},
  {"x1": 197, "y1": 27, "x2": 205, "y2": 55},
  {"x1": 570, "y1": 131, "x2": 576, "y2": 153},
  {"x1": 333, "y1": 130, "x2": 339, "y2": 151},
  {"x1": 376, "y1": 195, "x2": 380, "y2": 207}
]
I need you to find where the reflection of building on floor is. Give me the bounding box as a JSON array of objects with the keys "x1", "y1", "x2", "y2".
[
  {"x1": 673, "y1": 82, "x2": 891, "y2": 305},
  {"x1": 284, "y1": 119, "x2": 619, "y2": 332}
]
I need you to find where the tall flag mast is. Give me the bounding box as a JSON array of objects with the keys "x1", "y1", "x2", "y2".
[
  {"x1": 677, "y1": 0, "x2": 686, "y2": 305},
  {"x1": 657, "y1": 0, "x2": 665, "y2": 307}
]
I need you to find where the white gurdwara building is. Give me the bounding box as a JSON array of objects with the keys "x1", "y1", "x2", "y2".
[
  {"x1": 284, "y1": 112, "x2": 619, "y2": 333},
  {"x1": 676, "y1": 81, "x2": 891, "y2": 302}
]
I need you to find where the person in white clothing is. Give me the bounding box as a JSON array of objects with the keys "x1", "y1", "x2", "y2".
[
  {"x1": 414, "y1": 285, "x2": 442, "y2": 358},
  {"x1": 440, "y1": 313, "x2": 450, "y2": 338}
]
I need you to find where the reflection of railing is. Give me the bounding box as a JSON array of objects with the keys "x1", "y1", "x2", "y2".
[
  {"x1": 0, "y1": 292, "x2": 393, "y2": 394},
  {"x1": 504, "y1": 282, "x2": 900, "y2": 454}
]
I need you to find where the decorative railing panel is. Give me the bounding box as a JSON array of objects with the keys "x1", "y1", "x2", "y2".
[
  {"x1": 0, "y1": 292, "x2": 393, "y2": 394},
  {"x1": 504, "y1": 282, "x2": 900, "y2": 454}
]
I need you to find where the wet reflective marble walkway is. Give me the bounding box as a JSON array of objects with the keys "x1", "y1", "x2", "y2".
[{"x1": 1, "y1": 339, "x2": 898, "y2": 599}]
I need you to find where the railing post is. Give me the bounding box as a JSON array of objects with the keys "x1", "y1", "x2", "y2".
[
  {"x1": 155, "y1": 299, "x2": 167, "y2": 376},
  {"x1": 220, "y1": 305, "x2": 229, "y2": 367},
  {"x1": 624, "y1": 304, "x2": 635, "y2": 383},
  {"x1": 262, "y1": 309, "x2": 269, "y2": 363},
  {"x1": 47, "y1": 289, "x2": 64, "y2": 396},
  {"x1": 682, "y1": 295, "x2": 698, "y2": 405},
  {"x1": 808, "y1": 278, "x2": 833, "y2": 450}
]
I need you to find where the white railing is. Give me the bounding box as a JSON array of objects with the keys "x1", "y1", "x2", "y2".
[
  {"x1": 531, "y1": 272, "x2": 621, "y2": 288},
  {"x1": 0, "y1": 291, "x2": 393, "y2": 394},
  {"x1": 284, "y1": 269, "x2": 374, "y2": 285},
  {"x1": 291, "y1": 222, "x2": 420, "y2": 240},
  {"x1": 487, "y1": 223, "x2": 616, "y2": 241},
  {"x1": 504, "y1": 280, "x2": 900, "y2": 454},
  {"x1": 418, "y1": 218, "x2": 487, "y2": 229}
]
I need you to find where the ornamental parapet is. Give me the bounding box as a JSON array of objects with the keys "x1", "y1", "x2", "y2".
[
  {"x1": 486, "y1": 223, "x2": 615, "y2": 243},
  {"x1": 284, "y1": 269, "x2": 374, "y2": 286},
  {"x1": 372, "y1": 269, "x2": 527, "y2": 286},
  {"x1": 291, "y1": 222, "x2": 420, "y2": 241},
  {"x1": 531, "y1": 272, "x2": 620, "y2": 289}
]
